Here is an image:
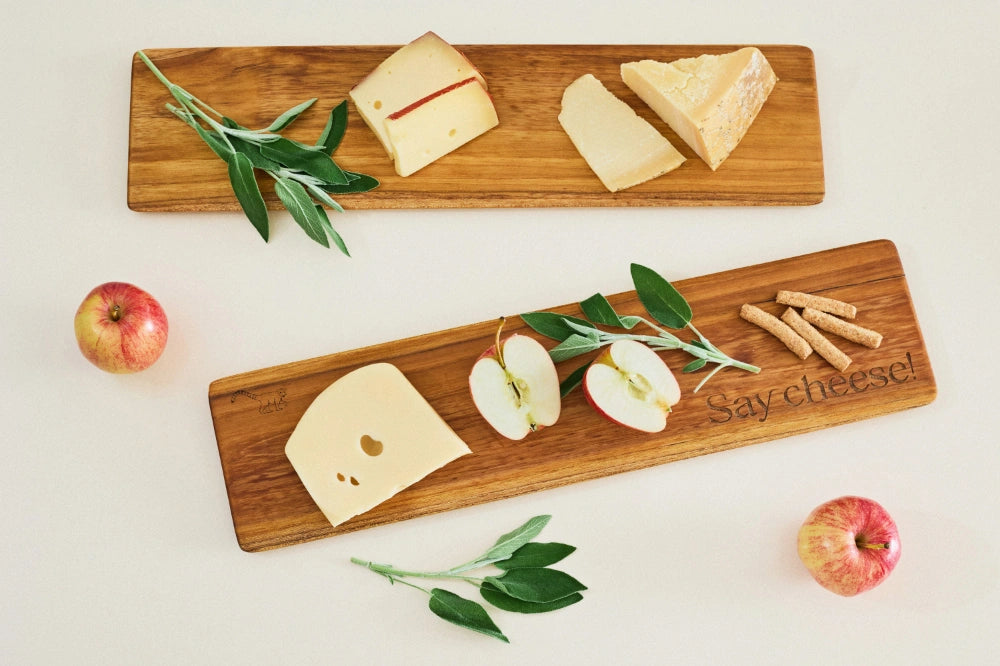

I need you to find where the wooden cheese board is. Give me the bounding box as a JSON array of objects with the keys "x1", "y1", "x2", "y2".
[
  {"x1": 128, "y1": 43, "x2": 823, "y2": 211},
  {"x1": 208, "y1": 240, "x2": 935, "y2": 552}
]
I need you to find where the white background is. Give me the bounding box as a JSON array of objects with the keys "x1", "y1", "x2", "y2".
[{"x1": 3, "y1": 1, "x2": 998, "y2": 663}]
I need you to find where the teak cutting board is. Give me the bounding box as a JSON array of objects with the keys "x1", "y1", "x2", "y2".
[
  {"x1": 129, "y1": 43, "x2": 823, "y2": 211},
  {"x1": 208, "y1": 240, "x2": 934, "y2": 552}
]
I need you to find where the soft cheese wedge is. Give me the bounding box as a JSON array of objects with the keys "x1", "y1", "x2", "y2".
[
  {"x1": 349, "y1": 31, "x2": 487, "y2": 157},
  {"x1": 621, "y1": 47, "x2": 777, "y2": 170},
  {"x1": 558, "y1": 73, "x2": 685, "y2": 192},
  {"x1": 384, "y1": 77, "x2": 499, "y2": 177},
  {"x1": 284, "y1": 363, "x2": 471, "y2": 529}
]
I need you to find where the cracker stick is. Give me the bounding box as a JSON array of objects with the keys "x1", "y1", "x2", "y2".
[
  {"x1": 776, "y1": 290, "x2": 857, "y2": 319},
  {"x1": 780, "y1": 308, "x2": 851, "y2": 372},
  {"x1": 802, "y1": 308, "x2": 884, "y2": 348},
  {"x1": 740, "y1": 303, "x2": 812, "y2": 359}
]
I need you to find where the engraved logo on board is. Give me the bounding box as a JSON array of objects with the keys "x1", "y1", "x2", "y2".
[{"x1": 230, "y1": 388, "x2": 287, "y2": 414}]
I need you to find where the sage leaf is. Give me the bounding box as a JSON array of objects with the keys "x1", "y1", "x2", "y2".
[
  {"x1": 484, "y1": 568, "x2": 587, "y2": 604},
  {"x1": 520, "y1": 312, "x2": 597, "y2": 342},
  {"x1": 494, "y1": 542, "x2": 576, "y2": 570},
  {"x1": 480, "y1": 582, "x2": 583, "y2": 614},
  {"x1": 226, "y1": 152, "x2": 269, "y2": 242},
  {"x1": 562, "y1": 318, "x2": 602, "y2": 342},
  {"x1": 191, "y1": 123, "x2": 233, "y2": 161},
  {"x1": 549, "y1": 334, "x2": 602, "y2": 363},
  {"x1": 265, "y1": 97, "x2": 316, "y2": 132},
  {"x1": 313, "y1": 204, "x2": 350, "y2": 257},
  {"x1": 580, "y1": 293, "x2": 639, "y2": 329},
  {"x1": 260, "y1": 137, "x2": 349, "y2": 185},
  {"x1": 478, "y1": 514, "x2": 551, "y2": 565},
  {"x1": 682, "y1": 358, "x2": 708, "y2": 373},
  {"x1": 305, "y1": 182, "x2": 345, "y2": 214},
  {"x1": 321, "y1": 172, "x2": 380, "y2": 194},
  {"x1": 560, "y1": 362, "x2": 590, "y2": 397},
  {"x1": 222, "y1": 134, "x2": 283, "y2": 171},
  {"x1": 631, "y1": 263, "x2": 692, "y2": 329},
  {"x1": 275, "y1": 177, "x2": 329, "y2": 248},
  {"x1": 428, "y1": 588, "x2": 509, "y2": 643},
  {"x1": 316, "y1": 100, "x2": 349, "y2": 154}
]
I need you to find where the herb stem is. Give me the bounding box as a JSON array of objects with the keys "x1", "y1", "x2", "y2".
[{"x1": 351, "y1": 558, "x2": 484, "y2": 584}]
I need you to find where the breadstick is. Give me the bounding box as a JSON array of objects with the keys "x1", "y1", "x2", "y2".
[
  {"x1": 802, "y1": 308, "x2": 883, "y2": 348},
  {"x1": 776, "y1": 290, "x2": 857, "y2": 319},
  {"x1": 740, "y1": 304, "x2": 812, "y2": 359},
  {"x1": 780, "y1": 308, "x2": 851, "y2": 372}
]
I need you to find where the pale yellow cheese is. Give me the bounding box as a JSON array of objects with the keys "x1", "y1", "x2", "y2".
[
  {"x1": 349, "y1": 31, "x2": 487, "y2": 157},
  {"x1": 558, "y1": 73, "x2": 685, "y2": 192},
  {"x1": 384, "y1": 77, "x2": 499, "y2": 177},
  {"x1": 621, "y1": 47, "x2": 777, "y2": 170},
  {"x1": 284, "y1": 363, "x2": 470, "y2": 528}
]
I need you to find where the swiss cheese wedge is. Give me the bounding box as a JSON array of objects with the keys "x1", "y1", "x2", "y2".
[
  {"x1": 558, "y1": 73, "x2": 685, "y2": 192},
  {"x1": 621, "y1": 47, "x2": 777, "y2": 170},
  {"x1": 284, "y1": 363, "x2": 471, "y2": 529}
]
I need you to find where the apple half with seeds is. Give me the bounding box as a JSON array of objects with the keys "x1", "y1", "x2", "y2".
[
  {"x1": 583, "y1": 339, "x2": 680, "y2": 432},
  {"x1": 469, "y1": 319, "x2": 561, "y2": 440}
]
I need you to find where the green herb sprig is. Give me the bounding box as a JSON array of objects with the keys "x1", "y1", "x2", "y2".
[
  {"x1": 351, "y1": 515, "x2": 585, "y2": 643},
  {"x1": 136, "y1": 51, "x2": 378, "y2": 253},
  {"x1": 521, "y1": 263, "x2": 760, "y2": 395}
]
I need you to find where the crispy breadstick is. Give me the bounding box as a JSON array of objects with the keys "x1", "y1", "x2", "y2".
[
  {"x1": 780, "y1": 308, "x2": 851, "y2": 372},
  {"x1": 740, "y1": 303, "x2": 812, "y2": 359},
  {"x1": 776, "y1": 290, "x2": 857, "y2": 319},
  {"x1": 802, "y1": 308, "x2": 883, "y2": 348}
]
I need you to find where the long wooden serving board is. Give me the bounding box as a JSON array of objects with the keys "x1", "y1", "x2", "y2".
[
  {"x1": 129, "y1": 43, "x2": 823, "y2": 211},
  {"x1": 209, "y1": 240, "x2": 934, "y2": 552}
]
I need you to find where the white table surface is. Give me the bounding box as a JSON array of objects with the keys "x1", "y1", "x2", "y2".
[{"x1": 3, "y1": 1, "x2": 998, "y2": 663}]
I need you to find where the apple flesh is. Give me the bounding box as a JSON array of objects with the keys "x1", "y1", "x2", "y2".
[
  {"x1": 797, "y1": 495, "x2": 901, "y2": 596},
  {"x1": 469, "y1": 319, "x2": 561, "y2": 440},
  {"x1": 583, "y1": 340, "x2": 680, "y2": 432},
  {"x1": 74, "y1": 282, "x2": 168, "y2": 373}
]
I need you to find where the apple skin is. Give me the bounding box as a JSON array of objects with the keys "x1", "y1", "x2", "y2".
[
  {"x1": 74, "y1": 282, "x2": 168, "y2": 373},
  {"x1": 797, "y1": 496, "x2": 901, "y2": 597}
]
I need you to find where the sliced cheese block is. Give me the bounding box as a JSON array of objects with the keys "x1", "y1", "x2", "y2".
[
  {"x1": 349, "y1": 31, "x2": 487, "y2": 157},
  {"x1": 558, "y1": 73, "x2": 685, "y2": 192},
  {"x1": 621, "y1": 47, "x2": 777, "y2": 170},
  {"x1": 284, "y1": 363, "x2": 471, "y2": 529},
  {"x1": 384, "y1": 77, "x2": 499, "y2": 177}
]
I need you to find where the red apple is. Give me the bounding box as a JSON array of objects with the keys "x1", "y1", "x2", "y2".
[
  {"x1": 74, "y1": 282, "x2": 168, "y2": 373},
  {"x1": 469, "y1": 318, "x2": 561, "y2": 440},
  {"x1": 797, "y1": 496, "x2": 901, "y2": 596},
  {"x1": 582, "y1": 339, "x2": 680, "y2": 432}
]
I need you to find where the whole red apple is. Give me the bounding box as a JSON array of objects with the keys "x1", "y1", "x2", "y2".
[
  {"x1": 797, "y1": 495, "x2": 901, "y2": 596},
  {"x1": 74, "y1": 282, "x2": 168, "y2": 373}
]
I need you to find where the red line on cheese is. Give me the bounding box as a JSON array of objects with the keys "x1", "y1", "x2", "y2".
[
  {"x1": 558, "y1": 73, "x2": 685, "y2": 192},
  {"x1": 621, "y1": 47, "x2": 777, "y2": 170},
  {"x1": 284, "y1": 363, "x2": 471, "y2": 529}
]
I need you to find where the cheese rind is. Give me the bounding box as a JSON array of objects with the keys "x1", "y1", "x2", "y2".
[
  {"x1": 621, "y1": 47, "x2": 777, "y2": 170},
  {"x1": 384, "y1": 77, "x2": 499, "y2": 177},
  {"x1": 284, "y1": 363, "x2": 471, "y2": 529},
  {"x1": 558, "y1": 73, "x2": 685, "y2": 192},
  {"x1": 349, "y1": 31, "x2": 487, "y2": 156}
]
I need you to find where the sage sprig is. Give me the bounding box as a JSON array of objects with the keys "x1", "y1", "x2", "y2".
[
  {"x1": 136, "y1": 51, "x2": 378, "y2": 253},
  {"x1": 521, "y1": 263, "x2": 760, "y2": 395},
  {"x1": 351, "y1": 515, "x2": 584, "y2": 643}
]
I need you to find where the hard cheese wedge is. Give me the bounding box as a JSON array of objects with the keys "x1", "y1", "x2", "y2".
[
  {"x1": 621, "y1": 47, "x2": 777, "y2": 170},
  {"x1": 558, "y1": 73, "x2": 685, "y2": 192},
  {"x1": 384, "y1": 77, "x2": 499, "y2": 177},
  {"x1": 284, "y1": 363, "x2": 471, "y2": 529},
  {"x1": 349, "y1": 31, "x2": 487, "y2": 157}
]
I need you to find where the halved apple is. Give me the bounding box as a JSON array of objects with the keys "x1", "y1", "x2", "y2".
[
  {"x1": 469, "y1": 319, "x2": 561, "y2": 440},
  {"x1": 583, "y1": 340, "x2": 681, "y2": 432}
]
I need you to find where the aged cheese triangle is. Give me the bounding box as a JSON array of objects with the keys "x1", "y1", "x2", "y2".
[
  {"x1": 558, "y1": 73, "x2": 685, "y2": 192},
  {"x1": 285, "y1": 363, "x2": 471, "y2": 528},
  {"x1": 621, "y1": 47, "x2": 777, "y2": 170}
]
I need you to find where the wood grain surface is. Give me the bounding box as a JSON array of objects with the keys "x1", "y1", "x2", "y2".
[
  {"x1": 208, "y1": 240, "x2": 935, "y2": 552},
  {"x1": 129, "y1": 43, "x2": 823, "y2": 211}
]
